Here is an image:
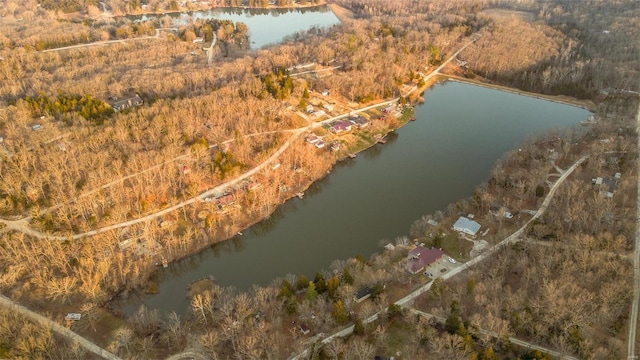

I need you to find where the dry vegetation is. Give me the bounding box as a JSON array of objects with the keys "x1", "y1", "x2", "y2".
[{"x1": 0, "y1": 0, "x2": 638, "y2": 358}]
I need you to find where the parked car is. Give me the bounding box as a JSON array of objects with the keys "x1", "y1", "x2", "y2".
[{"x1": 448, "y1": 257, "x2": 457, "y2": 264}]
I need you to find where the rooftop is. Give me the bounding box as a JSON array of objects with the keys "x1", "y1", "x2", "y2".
[{"x1": 453, "y1": 216, "x2": 481, "y2": 236}]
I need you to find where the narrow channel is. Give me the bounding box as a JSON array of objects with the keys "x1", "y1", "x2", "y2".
[{"x1": 127, "y1": 81, "x2": 591, "y2": 315}]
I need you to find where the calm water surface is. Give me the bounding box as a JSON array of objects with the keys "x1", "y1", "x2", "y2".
[
  {"x1": 131, "y1": 6, "x2": 340, "y2": 49},
  {"x1": 128, "y1": 82, "x2": 591, "y2": 315}
]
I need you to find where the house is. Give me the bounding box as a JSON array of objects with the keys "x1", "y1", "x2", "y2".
[
  {"x1": 354, "y1": 286, "x2": 373, "y2": 303},
  {"x1": 453, "y1": 216, "x2": 481, "y2": 237},
  {"x1": 323, "y1": 103, "x2": 334, "y2": 112},
  {"x1": 313, "y1": 110, "x2": 326, "y2": 118},
  {"x1": 299, "y1": 323, "x2": 311, "y2": 335},
  {"x1": 305, "y1": 104, "x2": 314, "y2": 113},
  {"x1": 350, "y1": 117, "x2": 369, "y2": 129},
  {"x1": 406, "y1": 245, "x2": 444, "y2": 274},
  {"x1": 112, "y1": 95, "x2": 143, "y2": 112},
  {"x1": 215, "y1": 193, "x2": 235, "y2": 208},
  {"x1": 306, "y1": 134, "x2": 320, "y2": 144},
  {"x1": 593, "y1": 175, "x2": 619, "y2": 198},
  {"x1": 192, "y1": 37, "x2": 204, "y2": 43},
  {"x1": 381, "y1": 105, "x2": 394, "y2": 113},
  {"x1": 314, "y1": 141, "x2": 326, "y2": 149},
  {"x1": 329, "y1": 121, "x2": 352, "y2": 134},
  {"x1": 321, "y1": 89, "x2": 330, "y2": 96},
  {"x1": 65, "y1": 313, "x2": 81, "y2": 321}
]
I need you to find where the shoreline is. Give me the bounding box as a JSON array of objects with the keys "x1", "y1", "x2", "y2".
[
  {"x1": 123, "y1": 77, "x2": 590, "y2": 308},
  {"x1": 107, "y1": 2, "x2": 331, "y2": 20},
  {"x1": 443, "y1": 75, "x2": 597, "y2": 112}
]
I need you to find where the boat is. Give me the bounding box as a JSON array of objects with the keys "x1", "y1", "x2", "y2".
[
  {"x1": 297, "y1": 192, "x2": 304, "y2": 199},
  {"x1": 377, "y1": 137, "x2": 387, "y2": 144},
  {"x1": 347, "y1": 153, "x2": 356, "y2": 159},
  {"x1": 410, "y1": 116, "x2": 416, "y2": 121}
]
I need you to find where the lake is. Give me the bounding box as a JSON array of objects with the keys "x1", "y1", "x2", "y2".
[
  {"x1": 126, "y1": 81, "x2": 591, "y2": 315},
  {"x1": 130, "y1": 5, "x2": 341, "y2": 49}
]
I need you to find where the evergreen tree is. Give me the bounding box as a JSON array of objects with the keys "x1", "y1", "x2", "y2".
[
  {"x1": 305, "y1": 281, "x2": 317, "y2": 302},
  {"x1": 332, "y1": 300, "x2": 349, "y2": 324}
]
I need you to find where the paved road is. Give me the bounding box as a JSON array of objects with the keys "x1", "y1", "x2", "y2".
[
  {"x1": 289, "y1": 154, "x2": 587, "y2": 360},
  {"x1": 2, "y1": 37, "x2": 476, "y2": 242},
  {"x1": 628, "y1": 99, "x2": 640, "y2": 360},
  {"x1": 0, "y1": 294, "x2": 122, "y2": 360},
  {"x1": 396, "y1": 155, "x2": 588, "y2": 306},
  {"x1": 41, "y1": 30, "x2": 160, "y2": 53},
  {"x1": 408, "y1": 308, "x2": 579, "y2": 360}
]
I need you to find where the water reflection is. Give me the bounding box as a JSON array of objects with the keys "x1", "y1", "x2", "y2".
[
  {"x1": 126, "y1": 5, "x2": 340, "y2": 49},
  {"x1": 127, "y1": 82, "x2": 591, "y2": 315}
]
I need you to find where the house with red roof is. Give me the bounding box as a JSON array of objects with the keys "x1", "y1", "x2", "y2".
[{"x1": 406, "y1": 245, "x2": 444, "y2": 274}]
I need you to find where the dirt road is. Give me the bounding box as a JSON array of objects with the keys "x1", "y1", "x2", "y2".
[{"x1": 0, "y1": 294, "x2": 121, "y2": 360}]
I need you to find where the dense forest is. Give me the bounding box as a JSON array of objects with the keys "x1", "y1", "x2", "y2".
[{"x1": 0, "y1": 0, "x2": 638, "y2": 358}]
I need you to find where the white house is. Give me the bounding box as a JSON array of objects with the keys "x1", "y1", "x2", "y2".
[{"x1": 453, "y1": 216, "x2": 481, "y2": 237}]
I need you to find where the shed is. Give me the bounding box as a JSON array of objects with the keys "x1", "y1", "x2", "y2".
[
  {"x1": 354, "y1": 286, "x2": 373, "y2": 303},
  {"x1": 452, "y1": 216, "x2": 481, "y2": 237}
]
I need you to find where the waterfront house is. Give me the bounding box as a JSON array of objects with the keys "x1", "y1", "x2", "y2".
[
  {"x1": 406, "y1": 245, "x2": 444, "y2": 274},
  {"x1": 215, "y1": 193, "x2": 235, "y2": 208},
  {"x1": 350, "y1": 117, "x2": 369, "y2": 129},
  {"x1": 329, "y1": 121, "x2": 352, "y2": 134},
  {"x1": 452, "y1": 216, "x2": 481, "y2": 237}
]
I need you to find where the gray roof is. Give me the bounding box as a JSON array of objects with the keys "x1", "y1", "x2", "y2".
[{"x1": 453, "y1": 216, "x2": 481, "y2": 236}]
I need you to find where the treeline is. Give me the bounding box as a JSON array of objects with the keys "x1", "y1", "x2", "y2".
[
  {"x1": 39, "y1": 0, "x2": 99, "y2": 13},
  {"x1": 179, "y1": 18, "x2": 249, "y2": 47},
  {"x1": 461, "y1": 0, "x2": 639, "y2": 98},
  {"x1": 24, "y1": 93, "x2": 114, "y2": 124}
]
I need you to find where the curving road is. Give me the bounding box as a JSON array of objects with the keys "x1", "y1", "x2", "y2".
[
  {"x1": 288, "y1": 154, "x2": 587, "y2": 360},
  {"x1": 2, "y1": 37, "x2": 479, "y2": 244}
]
